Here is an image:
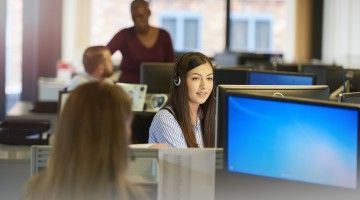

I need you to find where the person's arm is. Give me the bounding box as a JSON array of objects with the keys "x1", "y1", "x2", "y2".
[
  {"x1": 162, "y1": 30, "x2": 175, "y2": 62},
  {"x1": 106, "y1": 30, "x2": 125, "y2": 55},
  {"x1": 148, "y1": 110, "x2": 187, "y2": 148}
]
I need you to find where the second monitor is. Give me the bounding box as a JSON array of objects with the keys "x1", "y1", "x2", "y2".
[
  {"x1": 140, "y1": 62, "x2": 174, "y2": 94},
  {"x1": 248, "y1": 70, "x2": 316, "y2": 85}
]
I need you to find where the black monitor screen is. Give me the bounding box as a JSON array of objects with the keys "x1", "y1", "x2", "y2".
[
  {"x1": 140, "y1": 62, "x2": 174, "y2": 94},
  {"x1": 224, "y1": 92, "x2": 359, "y2": 189},
  {"x1": 275, "y1": 63, "x2": 299, "y2": 72},
  {"x1": 248, "y1": 71, "x2": 315, "y2": 85},
  {"x1": 214, "y1": 67, "x2": 251, "y2": 86},
  {"x1": 302, "y1": 65, "x2": 326, "y2": 85},
  {"x1": 302, "y1": 64, "x2": 344, "y2": 93}
]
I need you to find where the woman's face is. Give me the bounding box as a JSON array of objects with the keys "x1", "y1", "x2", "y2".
[
  {"x1": 131, "y1": 5, "x2": 150, "y2": 33},
  {"x1": 186, "y1": 62, "x2": 214, "y2": 107}
]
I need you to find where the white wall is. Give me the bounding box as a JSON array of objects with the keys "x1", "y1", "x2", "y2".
[
  {"x1": 323, "y1": 0, "x2": 360, "y2": 68},
  {"x1": 284, "y1": 0, "x2": 296, "y2": 62}
]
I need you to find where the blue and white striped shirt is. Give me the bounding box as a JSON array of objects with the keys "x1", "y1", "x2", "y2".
[{"x1": 148, "y1": 107, "x2": 204, "y2": 148}]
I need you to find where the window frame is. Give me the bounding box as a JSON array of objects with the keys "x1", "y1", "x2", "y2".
[
  {"x1": 230, "y1": 13, "x2": 273, "y2": 52},
  {"x1": 159, "y1": 11, "x2": 202, "y2": 51}
]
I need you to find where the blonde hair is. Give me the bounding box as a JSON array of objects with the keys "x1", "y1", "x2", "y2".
[
  {"x1": 23, "y1": 82, "x2": 142, "y2": 200},
  {"x1": 83, "y1": 46, "x2": 111, "y2": 74}
]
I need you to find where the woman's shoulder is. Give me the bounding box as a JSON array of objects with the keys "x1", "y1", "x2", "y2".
[
  {"x1": 157, "y1": 28, "x2": 172, "y2": 37},
  {"x1": 116, "y1": 27, "x2": 135, "y2": 37},
  {"x1": 155, "y1": 106, "x2": 175, "y2": 117}
]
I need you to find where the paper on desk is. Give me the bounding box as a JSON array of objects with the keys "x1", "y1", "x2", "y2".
[
  {"x1": 129, "y1": 143, "x2": 169, "y2": 149},
  {"x1": 158, "y1": 149, "x2": 216, "y2": 200},
  {"x1": 129, "y1": 144, "x2": 154, "y2": 148}
]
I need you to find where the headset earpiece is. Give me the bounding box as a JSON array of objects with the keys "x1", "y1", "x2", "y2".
[{"x1": 173, "y1": 76, "x2": 181, "y2": 86}]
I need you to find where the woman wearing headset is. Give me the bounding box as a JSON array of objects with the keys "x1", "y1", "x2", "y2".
[{"x1": 148, "y1": 52, "x2": 215, "y2": 148}]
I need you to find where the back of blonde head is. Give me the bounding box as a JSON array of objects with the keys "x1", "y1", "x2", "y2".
[{"x1": 22, "y1": 82, "x2": 141, "y2": 200}]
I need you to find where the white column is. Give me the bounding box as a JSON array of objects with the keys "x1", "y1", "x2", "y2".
[
  {"x1": 62, "y1": 0, "x2": 91, "y2": 72},
  {"x1": 283, "y1": 0, "x2": 296, "y2": 62}
]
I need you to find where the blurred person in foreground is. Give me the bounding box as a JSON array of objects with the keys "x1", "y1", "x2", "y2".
[{"x1": 22, "y1": 81, "x2": 146, "y2": 200}]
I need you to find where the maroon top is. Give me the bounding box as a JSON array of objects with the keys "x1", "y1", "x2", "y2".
[{"x1": 107, "y1": 27, "x2": 175, "y2": 83}]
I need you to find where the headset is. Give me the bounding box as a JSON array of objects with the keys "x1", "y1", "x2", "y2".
[
  {"x1": 173, "y1": 54, "x2": 189, "y2": 87},
  {"x1": 173, "y1": 52, "x2": 204, "y2": 87},
  {"x1": 173, "y1": 75, "x2": 181, "y2": 86}
]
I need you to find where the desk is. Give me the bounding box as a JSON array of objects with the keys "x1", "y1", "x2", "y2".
[
  {"x1": 6, "y1": 101, "x2": 57, "y2": 135},
  {"x1": 6, "y1": 101, "x2": 155, "y2": 144},
  {"x1": 1, "y1": 144, "x2": 223, "y2": 200},
  {"x1": 30, "y1": 146, "x2": 222, "y2": 200},
  {"x1": 0, "y1": 144, "x2": 31, "y2": 200}
]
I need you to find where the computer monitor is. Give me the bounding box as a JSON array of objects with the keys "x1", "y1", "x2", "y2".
[
  {"x1": 239, "y1": 52, "x2": 281, "y2": 70},
  {"x1": 302, "y1": 64, "x2": 327, "y2": 85},
  {"x1": 214, "y1": 66, "x2": 252, "y2": 86},
  {"x1": 275, "y1": 63, "x2": 299, "y2": 72},
  {"x1": 215, "y1": 85, "x2": 330, "y2": 148},
  {"x1": 218, "y1": 92, "x2": 360, "y2": 199},
  {"x1": 345, "y1": 69, "x2": 360, "y2": 92},
  {"x1": 327, "y1": 66, "x2": 345, "y2": 93},
  {"x1": 248, "y1": 70, "x2": 315, "y2": 85},
  {"x1": 339, "y1": 92, "x2": 360, "y2": 104},
  {"x1": 140, "y1": 62, "x2": 174, "y2": 94},
  {"x1": 302, "y1": 64, "x2": 344, "y2": 93}
]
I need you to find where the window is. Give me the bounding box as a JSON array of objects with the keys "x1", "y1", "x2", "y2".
[
  {"x1": 230, "y1": 14, "x2": 273, "y2": 52},
  {"x1": 160, "y1": 12, "x2": 201, "y2": 51},
  {"x1": 73, "y1": 0, "x2": 289, "y2": 61}
]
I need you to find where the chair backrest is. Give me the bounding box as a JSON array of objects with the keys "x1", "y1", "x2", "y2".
[{"x1": 131, "y1": 111, "x2": 156, "y2": 144}]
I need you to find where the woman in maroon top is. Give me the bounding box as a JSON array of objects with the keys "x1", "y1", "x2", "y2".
[{"x1": 107, "y1": 0, "x2": 175, "y2": 83}]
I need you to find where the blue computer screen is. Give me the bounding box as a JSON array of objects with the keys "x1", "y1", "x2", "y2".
[
  {"x1": 248, "y1": 71, "x2": 314, "y2": 85},
  {"x1": 227, "y1": 95, "x2": 358, "y2": 189}
]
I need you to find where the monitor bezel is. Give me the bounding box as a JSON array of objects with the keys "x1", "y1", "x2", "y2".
[{"x1": 340, "y1": 92, "x2": 360, "y2": 103}]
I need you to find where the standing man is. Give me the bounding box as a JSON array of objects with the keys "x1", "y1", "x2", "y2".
[{"x1": 107, "y1": 0, "x2": 175, "y2": 83}]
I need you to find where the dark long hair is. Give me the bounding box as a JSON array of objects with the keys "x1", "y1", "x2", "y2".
[{"x1": 169, "y1": 52, "x2": 215, "y2": 147}]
